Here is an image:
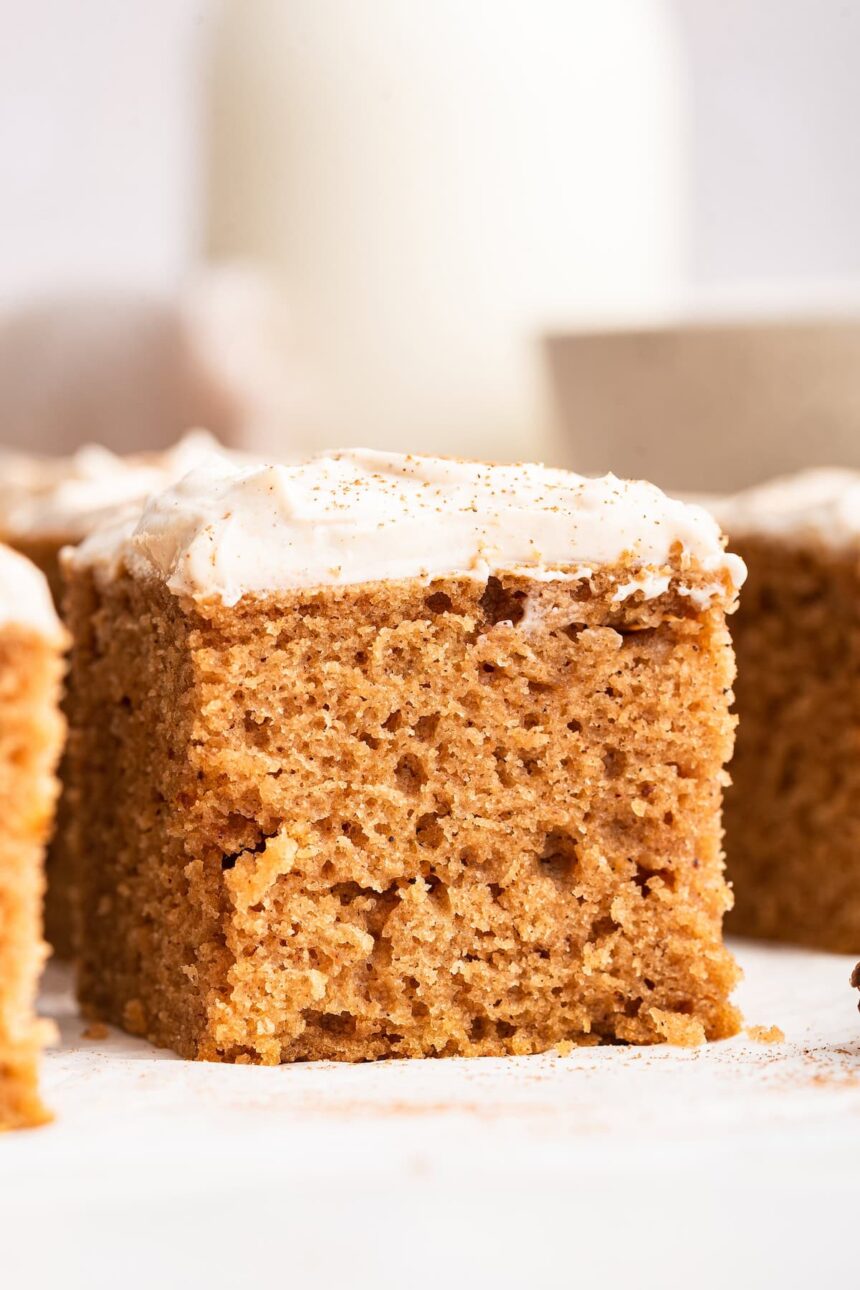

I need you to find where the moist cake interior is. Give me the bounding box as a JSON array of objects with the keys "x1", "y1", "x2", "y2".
[
  {"x1": 0, "y1": 624, "x2": 64, "y2": 1128},
  {"x1": 69, "y1": 566, "x2": 740, "y2": 1061},
  {"x1": 726, "y1": 534, "x2": 860, "y2": 951}
]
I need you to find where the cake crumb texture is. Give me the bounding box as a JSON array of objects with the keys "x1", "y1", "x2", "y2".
[
  {"x1": 0, "y1": 627, "x2": 65, "y2": 1128},
  {"x1": 725, "y1": 536, "x2": 860, "y2": 951},
  {"x1": 7, "y1": 537, "x2": 74, "y2": 957},
  {"x1": 0, "y1": 434, "x2": 233, "y2": 959},
  {"x1": 68, "y1": 568, "x2": 741, "y2": 1062}
]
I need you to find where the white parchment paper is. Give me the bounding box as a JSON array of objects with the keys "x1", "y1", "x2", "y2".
[{"x1": 3, "y1": 940, "x2": 858, "y2": 1289}]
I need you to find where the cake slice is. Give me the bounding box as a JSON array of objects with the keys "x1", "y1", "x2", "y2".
[
  {"x1": 0, "y1": 546, "x2": 66, "y2": 1128},
  {"x1": 706, "y1": 469, "x2": 860, "y2": 951},
  {"x1": 63, "y1": 451, "x2": 745, "y2": 1061},
  {"x1": 0, "y1": 432, "x2": 237, "y2": 956}
]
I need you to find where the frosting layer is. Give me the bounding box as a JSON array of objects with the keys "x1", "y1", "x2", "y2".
[
  {"x1": 0, "y1": 431, "x2": 227, "y2": 543},
  {"x1": 73, "y1": 449, "x2": 744, "y2": 606},
  {"x1": 0, "y1": 544, "x2": 66, "y2": 642},
  {"x1": 702, "y1": 468, "x2": 860, "y2": 547}
]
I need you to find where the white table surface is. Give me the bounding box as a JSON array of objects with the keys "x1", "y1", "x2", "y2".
[{"x1": 4, "y1": 940, "x2": 859, "y2": 1289}]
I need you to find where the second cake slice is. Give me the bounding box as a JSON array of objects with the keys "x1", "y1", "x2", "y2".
[
  {"x1": 0, "y1": 546, "x2": 66, "y2": 1127},
  {"x1": 63, "y1": 451, "x2": 745, "y2": 1061}
]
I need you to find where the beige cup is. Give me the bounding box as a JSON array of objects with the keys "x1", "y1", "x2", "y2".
[{"x1": 546, "y1": 320, "x2": 860, "y2": 492}]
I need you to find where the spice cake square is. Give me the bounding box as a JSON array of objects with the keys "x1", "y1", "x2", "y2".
[
  {"x1": 0, "y1": 546, "x2": 66, "y2": 1128},
  {"x1": 0, "y1": 432, "x2": 236, "y2": 955},
  {"x1": 707, "y1": 469, "x2": 860, "y2": 951},
  {"x1": 63, "y1": 451, "x2": 745, "y2": 1061}
]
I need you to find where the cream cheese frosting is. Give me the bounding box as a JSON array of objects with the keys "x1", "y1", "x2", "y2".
[
  {"x1": 700, "y1": 468, "x2": 860, "y2": 548},
  {"x1": 71, "y1": 449, "x2": 744, "y2": 607},
  {"x1": 0, "y1": 543, "x2": 66, "y2": 642},
  {"x1": 0, "y1": 430, "x2": 228, "y2": 543}
]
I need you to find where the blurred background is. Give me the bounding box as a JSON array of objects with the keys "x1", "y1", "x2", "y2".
[{"x1": 3, "y1": 0, "x2": 860, "y2": 489}]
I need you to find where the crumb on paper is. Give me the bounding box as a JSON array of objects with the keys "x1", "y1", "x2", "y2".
[
  {"x1": 555, "y1": 1040, "x2": 575, "y2": 1057},
  {"x1": 82, "y1": 1022, "x2": 109, "y2": 1040},
  {"x1": 746, "y1": 1024, "x2": 785, "y2": 1044},
  {"x1": 648, "y1": 1006, "x2": 706, "y2": 1047}
]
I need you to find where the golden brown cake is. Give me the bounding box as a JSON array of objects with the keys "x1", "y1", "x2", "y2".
[
  {"x1": 63, "y1": 451, "x2": 745, "y2": 1061},
  {"x1": 707, "y1": 470, "x2": 860, "y2": 951},
  {"x1": 0, "y1": 432, "x2": 235, "y2": 955},
  {"x1": 0, "y1": 545, "x2": 66, "y2": 1128}
]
